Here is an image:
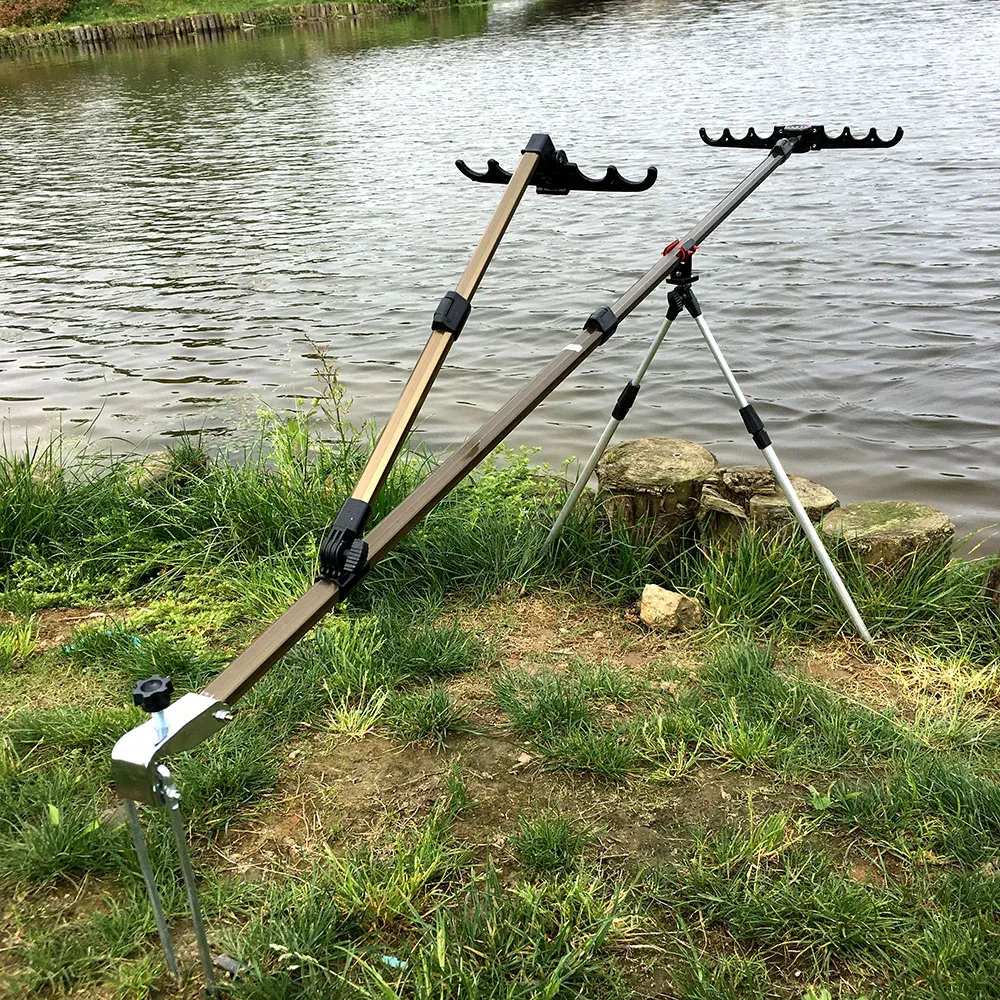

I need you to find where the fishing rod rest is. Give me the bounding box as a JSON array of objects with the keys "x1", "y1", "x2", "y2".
[
  {"x1": 701, "y1": 123, "x2": 904, "y2": 153},
  {"x1": 456, "y1": 132, "x2": 658, "y2": 195}
]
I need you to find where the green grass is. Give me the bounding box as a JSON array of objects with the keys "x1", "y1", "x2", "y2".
[
  {"x1": 824, "y1": 752, "x2": 1000, "y2": 864},
  {"x1": 510, "y1": 811, "x2": 594, "y2": 874},
  {"x1": 2, "y1": 399, "x2": 999, "y2": 998},
  {"x1": 386, "y1": 686, "x2": 473, "y2": 748},
  {"x1": 0, "y1": 0, "x2": 450, "y2": 33},
  {"x1": 0, "y1": 616, "x2": 36, "y2": 671}
]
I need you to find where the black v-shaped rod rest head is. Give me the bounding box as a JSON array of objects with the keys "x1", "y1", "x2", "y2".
[
  {"x1": 455, "y1": 133, "x2": 657, "y2": 195},
  {"x1": 699, "y1": 124, "x2": 904, "y2": 152}
]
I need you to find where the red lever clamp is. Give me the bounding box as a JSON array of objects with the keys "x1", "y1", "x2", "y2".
[{"x1": 662, "y1": 238, "x2": 699, "y2": 259}]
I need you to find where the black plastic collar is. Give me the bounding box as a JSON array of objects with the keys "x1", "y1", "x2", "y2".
[
  {"x1": 318, "y1": 498, "x2": 371, "y2": 590},
  {"x1": 433, "y1": 291, "x2": 472, "y2": 339},
  {"x1": 585, "y1": 305, "x2": 619, "y2": 343}
]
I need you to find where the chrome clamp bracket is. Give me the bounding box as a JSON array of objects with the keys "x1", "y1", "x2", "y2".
[{"x1": 112, "y1": 692, "x2": 232, "y2": 806}]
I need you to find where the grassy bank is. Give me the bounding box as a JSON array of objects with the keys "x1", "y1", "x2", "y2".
[
  {"x1": 0, "y1": 0, "x2": 472, "y2": 42},
  {"x1": 1, "y1": 393, "x2": 998, "y2": 998}
]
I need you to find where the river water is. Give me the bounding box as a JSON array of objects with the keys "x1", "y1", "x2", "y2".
[{"x1": 1, "y1": 0, "x2": 998, "y2": 542}]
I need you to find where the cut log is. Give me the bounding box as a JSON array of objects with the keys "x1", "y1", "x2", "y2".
[
  {"x1": 820, "y1": 501, "x2": 954, "y2": 571},
  {"x1": 697, "y1": 465, "x2": 839, "y2": 545},
  {"x1": 597, "y1": 438, "x2": 717, "y2": 549}
]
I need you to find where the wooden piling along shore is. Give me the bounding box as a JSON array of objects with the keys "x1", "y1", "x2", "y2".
[{"x1": 0, "y1": 1, "x2": 433, "y2": 56}]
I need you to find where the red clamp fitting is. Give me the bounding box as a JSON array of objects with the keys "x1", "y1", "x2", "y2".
[{"x1": 662, "y1": 239, "x2": 699, "y2": 259}]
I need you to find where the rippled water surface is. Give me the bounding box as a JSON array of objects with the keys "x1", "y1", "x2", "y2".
[{"x1": 1, "y1": 0, "x2": 998, "y2": 540}]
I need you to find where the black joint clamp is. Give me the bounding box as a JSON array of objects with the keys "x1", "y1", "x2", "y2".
[
  {"x1": 612, "y1": 380, "x2": 641, "y2": 421},
  {"x1": 318, "y1": 498, "x2": 372, "y2": 589},
  {"x1": 522, "y1": 132, "x2": 556, "y2": 159},
  {"x1": 666, "y1": 287, "x2": 685, "y2": 321},
  {"x1": 585, "y1": 305, "x2": 619, "y2": 343},
  {"x1": 433, "y1": 291, "x2": 472, "y2": 339},
  {"x1": 739, "y1": 404, "x2": 772, "y2": 450},
  {"x1": 771, "y1": 138, "x2": 795, "y2": 161}
]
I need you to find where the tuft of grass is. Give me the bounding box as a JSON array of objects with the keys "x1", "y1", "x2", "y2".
[
  {"x1": 60, "y1": 621, "x2": 224, "y2": 689},
  {"x1": 510, "y1": 811, "x2": 594, "y2": 874},
  {"x1": 692, "y1": 640, "x2": 909, "y2": 775},
  {"x1": 325, "y1": 687, "x2": 390, "y2": 739},
  {"x1": 0, "y1": 746, "x2": 127, "y2": 884},
  {"x1": 566, "y1": 656, "x2": 639, "y2": 702},
  {"x1": 14, "y1": 886, "x2": 170, "y2": 994},
  {"x1": 677, "y1": 529, "x2": 998, "y2": 664},
  {"x1": 0, "y1": 616, "x2": 36, "y2": 670},
  {"x1": 386, "y1": 686, "x2": 473, "y2": 748},
  {"x1": 290, "y1": 609, "x2": 486, "y2": 705},
  {"x1": 324, "y1": 865, "x2": 635, "y2": 1000},
  {"x1": 537, "y1": 723, "x2": 639, "y2": 779},
  {"x1": 650, "y1": 814, "x2": 911, "y2": 967},
  {"x1": 669, "y1": 944, "x2": 773, "y2": 1000},
  {"x1": 825, "y1": 752, "x2": 1000, "y2": 864},
  {"x1": 492, "y1": 669, "x2": 591, "y2": 735}
]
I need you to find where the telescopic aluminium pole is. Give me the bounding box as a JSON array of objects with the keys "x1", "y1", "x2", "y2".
[{"x1": 546, "y1": 309, "x2": 675, "y2": 544}]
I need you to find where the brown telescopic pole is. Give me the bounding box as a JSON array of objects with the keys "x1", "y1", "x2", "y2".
[
  {"x1": 313, "y1": 136, "x2": 554, "y2": 592},
  {"x1": 351, "y1": 146, "x2": 542, "y2": 508},
  {"x1": 314, "y1": 133, "x2": 657, "y2": 596}
]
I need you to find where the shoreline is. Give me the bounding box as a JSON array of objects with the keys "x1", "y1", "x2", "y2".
[{"x1": 0, "y1": 0, "x2": 465, "y2": 56}]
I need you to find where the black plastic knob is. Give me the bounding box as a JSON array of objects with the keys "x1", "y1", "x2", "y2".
[{"x1": 132, "y1": 675, "x2": 173, "y2": 713}]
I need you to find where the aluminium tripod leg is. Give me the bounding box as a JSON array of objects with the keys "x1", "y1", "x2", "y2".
[
  {"x1": 678, "y1": 286, "x2": 873, "y2": 643},
  {"x1": 547, "y1": 307, "x2": 680, "y2": 544}
]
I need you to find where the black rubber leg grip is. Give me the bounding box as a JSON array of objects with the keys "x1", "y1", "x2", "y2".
[
  {"x1": 739, "y1": 404, "x2": 771, "y2": 450},
  {"x1": 612, "y1": 380, "x2": 640, "y2": 421}
]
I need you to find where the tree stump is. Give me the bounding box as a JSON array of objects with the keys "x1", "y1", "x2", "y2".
[
  {"x1": 697, "y1": 465, "x2": 839, "y2": 545},
  {"x1": 820, "y1": 501, "x2": 955, "y2": 572},
  {"x1": 597, "y1": 438, "x2": 718, "y2": 550}
]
